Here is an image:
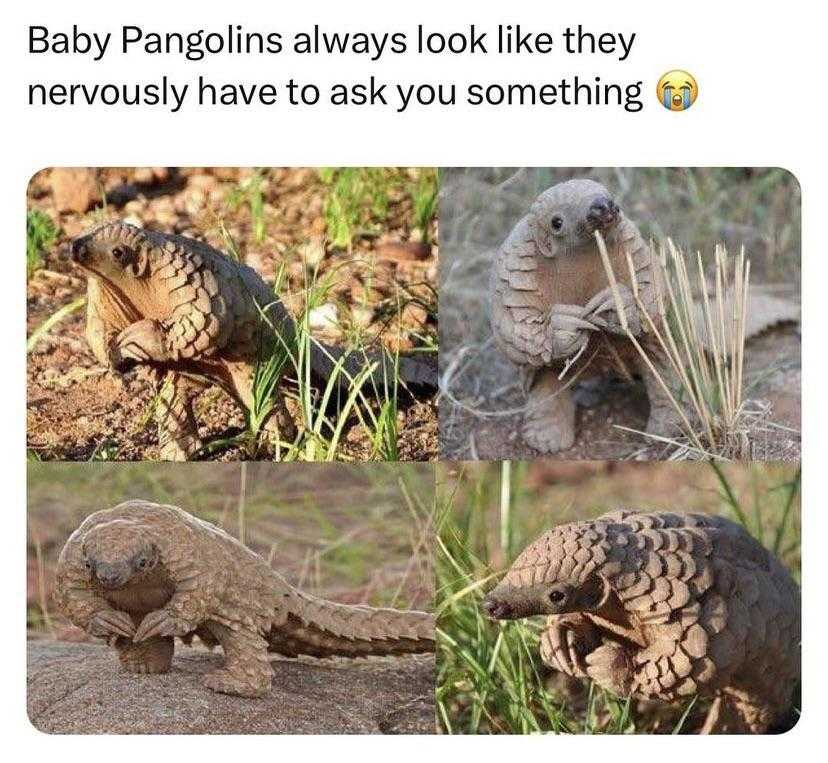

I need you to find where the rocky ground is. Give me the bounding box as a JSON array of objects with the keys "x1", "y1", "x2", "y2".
[
  {"x1": 28, "y1": 640, "x2": 435, "y2": 734},
  {"x1": 27, "y1": 167, "x2": 438, "y2": 461}
]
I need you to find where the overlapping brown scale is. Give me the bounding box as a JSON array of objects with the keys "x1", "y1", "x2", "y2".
[{"x1": 500, "y1": 510, "x2": 799, "y2": 732}]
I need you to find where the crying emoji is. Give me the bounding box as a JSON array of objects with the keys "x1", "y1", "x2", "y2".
[{"x1": 657, "y1": 70, "x2": 698, "y2": 111}]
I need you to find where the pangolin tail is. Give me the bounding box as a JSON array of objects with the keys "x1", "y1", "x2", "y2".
[
  {"x1": 691, "y1": 286, "x2": 799, "y2": 353},
  {"x1": 309, "y1": 342, "x2": 436, "y2": 391},
  {"x1": 267, "y1": 593, "x2": 435, "y2": 658}
]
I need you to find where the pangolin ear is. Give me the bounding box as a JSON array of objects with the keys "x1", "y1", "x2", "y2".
[
  {"x1": 593, "y1": 573, "x2": 613, "y2": 609},
  {"x1": 129, "y1": 247, "x2": 150, "y2": 278},
  {"x1": 575, "y1": 572, "x2": 611, "y2": 610}
]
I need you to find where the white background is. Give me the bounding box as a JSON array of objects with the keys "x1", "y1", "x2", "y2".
[{"x1": 1, "y1": 0, "x2": 821, "y2": 758}]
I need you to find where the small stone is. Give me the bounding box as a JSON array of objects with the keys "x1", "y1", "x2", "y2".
[
  {"x1": 50, "y1": 168, "x2": 100, "y2": 214},
  {"x1": 374, "y1": 241, "x2": 431, "y2": 263},
  {"x1": 351, "y1": 306, "x2": 374, "y2": 329},
  {"x1": 307, "y1": 303, "x2": 339, "y2": 331},
  {"x1": 299, "y1": 237, "x2": 326, "y2": 268}
]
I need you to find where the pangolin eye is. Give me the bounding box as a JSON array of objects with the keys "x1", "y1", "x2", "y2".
[
  {"x1": 111, "y1": 246, "x2": 126, "y2": 260},
  {"x1": 137, "y1": 557, "x2": 148, "y2": 569},
  {"x1": 548, "y1": 590, "x2": 566, "y2": 604},
  {"x1": 550, "y1": 216, "x2": 564, "y2": 232}
]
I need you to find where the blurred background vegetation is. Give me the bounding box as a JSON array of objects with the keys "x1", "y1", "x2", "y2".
[
  {"x1": 28, "y1": 462, "x2": 434, "y2": 637},
  {"x1": 436, "y1": 460, "x2": 800, "y2": 734}
]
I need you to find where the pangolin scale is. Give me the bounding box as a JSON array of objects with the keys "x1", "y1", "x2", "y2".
[
  {"x1": 54, "y1": 500, "x2": 435, "y2": 698},
  {"x1": 483, "y1": 510, "x2": 800, "y2": 733},
  {"x1": 70, "y1": 221, "x2": 435, "y2": 461},
  {"x1": 490, "y1": 178, "x2": 799, "y2": 454}
]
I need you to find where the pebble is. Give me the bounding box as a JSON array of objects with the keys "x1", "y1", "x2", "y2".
[
  {"x1": 300, "y1": 237, "x2": 326, "y2": 268},
  {"x1": 351, "y1": 305, "x2": 375, "y2": 329},
  {"x1": 50, "y1": 168, "x2": 100, "y2": 214},
  {"x1": 307, "y1": 303, "x2": 339, "y2": 331}
]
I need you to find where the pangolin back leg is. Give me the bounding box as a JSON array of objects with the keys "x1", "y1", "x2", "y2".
[
  {"x1": 523, "y1": 367, "x2": 576, "y2": 453},
  {"x1": 699, "y1": 696, "x2": 723, "y2": 734},
  {"x1": 156, "y1": 371, "x2": 202, "y2": 461},
  {"x1": 225, "y1": 361, "x2": 297, "y2": 445},
  {"x1": 202, "y1": 621, "x2": 273, "y2": 698},
  {"x1": 640, "y1": 358, "x2": 685, "y2": 439},
  {"x1": 700, "y1": 689, "x2": 777, "y2": 734}
]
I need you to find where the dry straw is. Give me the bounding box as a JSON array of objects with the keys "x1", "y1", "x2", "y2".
[{"x1": 594, "y1": 231, "x2": 751, "y2": 459}]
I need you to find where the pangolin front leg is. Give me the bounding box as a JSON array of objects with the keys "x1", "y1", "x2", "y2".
[
  {"x1": 583, "y1": 641, "x2": 635, "y2": 697},
  {"x1": 538, "y1": 616, "x2": 636, "y2": 699},
  {"x1": 115, "y1": 626, "x2": 175, "y2": 675},
  {"x1": 156, "y1": 372, "x2": 202, "y2": 461},
  {"x1": 523, "y1": 367, "x2": 576, "y2": 454},
  {"x1": 583, "y1": 283, "x2": 642, "y2": 337},
  {"x1": 539, "y1": 616, "x2": 597, "y2": 677},
  {"x1": 202, "y1": 621, "x2": 274, "y2": 698},
  {"x1": 109, "y1": 319, "x2": 171, "y2": 371},
  {"x1": 86, "y1": 608, "x2": 137, "y2": 640}
]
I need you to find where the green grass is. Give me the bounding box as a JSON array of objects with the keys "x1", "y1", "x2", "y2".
[
  {"x1": 436, "y1": 461, "x2": 800, "y2": 734},
  {"x1": 318, "y1": 167, "x2": 393, "y2": 250},
  {"x1": 318, "y1": 167, "x2": 436, "y2": 251},
  {"x1": 227, "y1": 171, "x2": 268, "y2": 244},
  {"x1": 26, "y1": 209, "x2": 59, "y2": 278},
  {"x1": 206, "y1": 169, "x2": 434, "y2": 461},
  {"x1": 411, "y1": 168, "x2": 438, "y2": 246},
  {"x1": 195, "y1": 236, "x2": 406, "y2": 463},
  {"x1": 26, "y1": 296, "x2": 86, "y2": 354}
]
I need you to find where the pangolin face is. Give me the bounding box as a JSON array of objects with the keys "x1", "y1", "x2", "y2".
[
  {"x1": 529, "y1": 179, "x2": 621, "y2": 257},
  {"x1": 70, "y1": 221, "x2": 150, "y2": 283},
  {"x1": 81, "y1": 518, "x2": 160, "y2": 590},
  {"x1": 483, "y1": 524, "x2": 610, "y2": 621},
  {"x1": 483, "y1": 574, "x2": 606, "y2": 621}
]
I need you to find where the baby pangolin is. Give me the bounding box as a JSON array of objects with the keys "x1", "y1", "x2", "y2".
[
  {"x1": 490, "y1": 178, "x2": 670, "y2": 454},
  {"x1": 70, "y1": 220, "x2": 435, "y2": 460},
  {"x1": 489, "y1": 178, "x2": 800, "y2": 454},
  {"x1": 483, "y1": 510, "x2": 800, "y2": 733},
  {"x1": 54, "y1": 501, "x2": 435, "y2": 698}
]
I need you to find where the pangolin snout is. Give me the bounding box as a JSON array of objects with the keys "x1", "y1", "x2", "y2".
[
  {"x1": 586, "y1": 196, "x2": 619, "y2": 228},
  {"x1": 483, "y1": 596, "x2": 513, "y2": 620},
  {"x1": 94, "y1": 563, "x2": 127, "y2": 589}
]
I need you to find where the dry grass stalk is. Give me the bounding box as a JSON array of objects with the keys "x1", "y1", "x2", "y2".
[
  {"x1": 595, "y1": 232, "x2": 751, "y2": 458},
  {"x1": 29, "y1": 521, "x2": 54, "y2": 636}
]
